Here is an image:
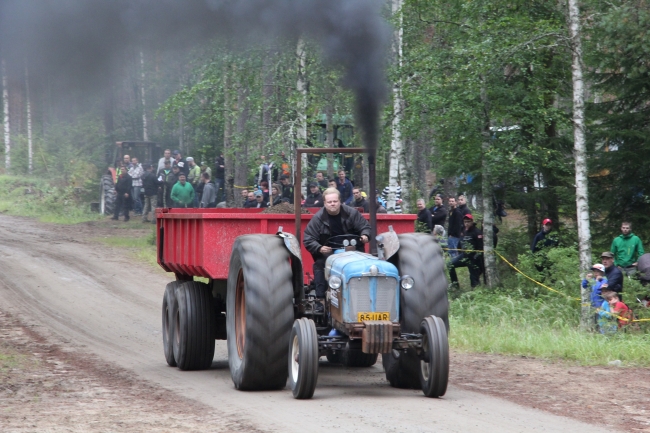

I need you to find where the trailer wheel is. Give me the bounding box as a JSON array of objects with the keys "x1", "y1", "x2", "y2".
[
  {"x1": 162, "y1": 281, "x2": 181, "y2": 367},
  {"x1": 226, "y1": 235, "x2": 294, "y2": 390},
  {"x1": 383, "y1": 233, "x2": 448, "y2": 389},
  {"x1": 172, "y1": 281, "x2": 216, "y2": 370},
  {"x1": 100, "y1": 174, "x2": 116, "y2": 215},
  {"x1": 288, "y1": 318, "x2": 319, "y2": 399},
  {"x1": 419, "y1": 316, "x2": 449, "y2": 398}
]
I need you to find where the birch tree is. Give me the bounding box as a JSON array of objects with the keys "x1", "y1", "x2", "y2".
[
  {"x1": 2, "y1": 58, "x2": 10, "y2": 172},
  {"x1": 25, "y1": 63, "x2": 33, "y2": 174},
  {"x1": 387, "y1": 0, "x2": 404, "y2": 213},
  {"x1": 140, "y1": 51, "x2": 149, "y2": 141},
  {"x1": 567, "y1": 0, "x2": 592, "y2": 330},
  {"x1": 296, "y1": 38, "x2": 308, "y2": 194}
]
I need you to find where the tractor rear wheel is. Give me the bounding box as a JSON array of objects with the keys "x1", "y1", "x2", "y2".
[
  {"x1": 288, "y1": 318, "x2": 319, "y2": 399},
  {"x1": 419, "y1": 315, "x2": 449, "y2": 398},
  {"x1": 100, "y1": 174, "x2": 116, "y2": 215},
  {"x1": 172, "y1": 281, "x2": 216, "y2": 370},
  {"x1": 162, "y1": 281, "x2": 181, "y2": 367},
  {"x1": 383, "y1": 233, "x2": 448, "y2": 389},
  {"x1": 226, "y1": 235, "x2": 294, "y2": 390}
]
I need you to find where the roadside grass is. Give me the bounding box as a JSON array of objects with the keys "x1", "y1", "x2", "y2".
[
  {"x1": 0, "y1": 175, "x2": 101, "y2": 224},
  {"x1": 94, "y1": 229, "x2": 158, "y2": 268},
  {"x1": 0, "y1": 350, "x2": 35, "y2": 372}
]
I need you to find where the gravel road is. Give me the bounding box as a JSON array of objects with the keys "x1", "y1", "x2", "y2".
[{"x1": 0, "y1": 215, "x2": 622, "y2": 432}]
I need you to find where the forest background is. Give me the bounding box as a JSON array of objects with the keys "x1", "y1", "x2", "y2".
[{"x1": 1, "y1": 0, "x2": 650, "y2": 291}]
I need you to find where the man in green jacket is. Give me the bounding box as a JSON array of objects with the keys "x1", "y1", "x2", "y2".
[
  {"x1": 611, "y1": 221, "x2": 644, "y2": 276},
  {"x1": 170, "y1": 173, "x2": 195, "y2": 208}
]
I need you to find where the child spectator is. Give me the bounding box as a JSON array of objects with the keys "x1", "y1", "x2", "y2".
[
  {"x1": 608, "y1": 292, "x2": 632, "y2": 329},
  {"x1": 583, "y1": 264, "x2": 609, "y2": 310},
  {"x1": 597, "y1": 290, "x2": 617, "y2": 334}
]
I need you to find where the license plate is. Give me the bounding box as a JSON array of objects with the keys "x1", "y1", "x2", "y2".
[{"x1": 357, "y1": 312, "x2": 390, "y2": 321}]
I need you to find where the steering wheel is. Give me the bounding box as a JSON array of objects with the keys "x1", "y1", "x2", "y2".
[{"x1": 327, "y1": 234, "x2": 361, "y2": 249}]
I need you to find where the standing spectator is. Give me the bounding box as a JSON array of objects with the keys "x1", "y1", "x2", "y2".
[
  {"x1": 112, "y1": 164, "x2": 132, "y2": 222},
  {"x1": 186, "y1": 157, "x2": 201, "y2": 207},
  {"x1": 200, "y1": 161, "x2": 212, "y2": 178},
  {"x1": 271, "y1": 184, "x2": 283, "y2": 206},
  {"x1": 255, "y1": 156, "x2": 270, "y2": 186},
  {"x1": 240, "y1": 189, "x2": 249, "y2": 207},
  {"x1": 214, "y1": 154, "x2": 225, "y2": 202},
  {"x1": 336, "y1": 170, "x2": 354, "y2": 205},
  {"x1": 260, "y1": 180, "x2": 270, "y2": 203},
  {"x1": 304, "y1": 183, "x2": 324, "y2": 208},
  {"x1": 531, "y1": 218, "x2": 559, "y2": 252},
  {"x1": 172, "y1": 150, "x2": 189, "y2": 176},
  {"x1": 382, "y1": 182, "x2": 402, "y2": 213},
  {"x1": 353, "y1": 156, "x2": 364, "y2": 189},
  {"x1": 157, "y1": 149, "x2": 172, "y2": 173},
  {"x1": 457, "y1": 194, "x2": 471, "y2": 216},
  {"x1": 328, "y1": 179, "x2": 337, "y2": 189},
  {"x1": 597, "y1": 290, "x2": 617, "y2": 334},
  {"x1": 156, "y1": 160, "x2": 173, "y2": 208},
  {"x1": 449, "y1": 214, "x2": 484, "y2": 288},
  {"x1": 582, "y1": 263, "x2": 609, "y2": 324},
  {"x1": 128, "y1": 157, "x2": 144, "y2": 215},
  {"x1": 199, "y1": 172, "x2": 217, "y2": 208},
  {"x1": 141, "y1": 164, "x2": 158, "y2": 223},
  {"x1": 315, "y1": 172, "x2": 328, "y2": 190},
  {"x1": 122, "y1": 154, "x2": 133, "y2": 170},
  {"x1": 601, "y1": 251, "x2": 624, "y2": 300},
  {"x1": 351, "y1": 187, "x2": 369, "y2": 213},
  {"x1": 163, "y1": 163, "x2": 180, "y2": 208},
  {"x1": 279, "y1": 175, "x2": 294, "y2": 204},
  {"x1": 447, "y1": 197, "x2": 463, "y2": 258},
  {"x1": 416, "y1": 198, "x2": 433, "y2": 233},
  {"x1": 170, "y1": 173, "x2": 195, "y2": 208},
  {"x1": 243, "y1": 191, "x2": 257, "y2": 208},
  {"x1": 611, "y1": 222, "x2": 645, "y2": 276},
  {"x1": 253, "y1": 190, "x2": 268, "y2": 208},
  {"x1": 376, "y1": 196, "x2": 387, "y2": 213},
  {"x1": 430, "y1": 194, "x2": 447, "y2": 227}
]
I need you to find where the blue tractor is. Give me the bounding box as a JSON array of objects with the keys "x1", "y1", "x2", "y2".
[{"x1": 287, "y1": 229, "x2": 449, "y2": 399}]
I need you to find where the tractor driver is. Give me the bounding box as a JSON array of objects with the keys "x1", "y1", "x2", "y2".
[{"x1": 303, "y1": 187, "x2": 371, "y2": 310}]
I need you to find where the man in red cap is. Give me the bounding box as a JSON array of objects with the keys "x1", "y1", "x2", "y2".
[{"x1": 531, "y1": 218, "x2": 558, "y2": 253}]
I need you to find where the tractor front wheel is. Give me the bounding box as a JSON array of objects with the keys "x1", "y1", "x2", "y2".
[
  {"x1": 288, "y1": 318, "x2": 319, "y2": 399},
  {"x1": 419, "y1": 315, "x2": 449, "y2": 398}
]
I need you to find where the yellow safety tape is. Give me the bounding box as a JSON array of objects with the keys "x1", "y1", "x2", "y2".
[
  {"x1": 234, "y1": 185, "x2": 256, "y2": 189},
  {"x1": 442, "y1": 247, "x2": 650, "y2": 323}
]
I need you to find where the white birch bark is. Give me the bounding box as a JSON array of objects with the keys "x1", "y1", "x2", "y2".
[
  {"x1": 2, "y1": 58, "x2": 10, "y2": 172},
  {"x1": 387, "y1": 0, "x2": 404, "y2": 214},
  {"x1": 296, "y1": 38, "x2": 308, "y2": 195},
  {"x1": 140, "y1": 51, "x2": 148, "y2": 142},
  {"x1": 480, "y1": 86, "x2": 498, "y2": 287},
  {"x1": 25, "y1": 63, "x2": 33, "y2": 175},
  {"x1": 568, "y1": 0, "x2": 592, "y2": 330}
]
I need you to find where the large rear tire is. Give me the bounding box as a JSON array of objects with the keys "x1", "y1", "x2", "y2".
[
  {"x1": 172, "y1": 281, "x2": 216, "y2": 370},
  {"x1": 162, "y1": 281, "x2": 181, "y2": 367},
  {"x1": 383, "y1": 233, "x2": 448, "y2": 389},
  {"x1": 226, "y1": 235, "x2": 294, "y2": 390},
  {"x1": 419, "y1": 316, "x2": 449, "y2": 398},
  {"x1": 288, "y1": 318, "x2": 319, "y2": 399},
  {"x1": 100, "y1": 174, "x2": 116, "y2": 215}
]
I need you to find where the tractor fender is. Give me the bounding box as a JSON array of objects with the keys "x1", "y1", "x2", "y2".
[
  {"x1": 277, "y1": 231, "x2": 304, "y2": 302},
  {"x1": 376, "y1": 227, "x2": 400, "y2": 261}
]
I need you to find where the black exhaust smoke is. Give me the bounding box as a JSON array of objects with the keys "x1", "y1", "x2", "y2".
[{"x1": 0, "y1": 0, "x2": 389, "y2": 151}]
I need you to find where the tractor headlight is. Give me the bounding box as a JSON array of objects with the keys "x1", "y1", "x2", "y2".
[
  {"x1": 400, "y1": 275, "x2": 414, "y2": 290},
  {"x1": 328, "y1": 275, "x2": 342, "y2": 289}
]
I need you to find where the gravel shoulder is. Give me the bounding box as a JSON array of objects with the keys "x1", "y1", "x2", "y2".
[{"x1": 0, "y1": 215, "x2": 647, "y2": 432}]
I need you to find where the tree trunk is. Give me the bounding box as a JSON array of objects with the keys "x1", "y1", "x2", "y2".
[
  {"x1": 387, "y1": 0, "x2": 404, "y2": 213},
  {"x1": 480, "y1": 85, "x2": 498, "y2": 287},
  {"x1": 234, "y1": 82, "x2": 249, "y2": 196},
  {"x1": 567, "y1": 0, "x2": 592, "y2": 330},
  {"x1": 2, "y1": 58, "x2": 10, "y2": 172},
  {"x1": 325, "y1": 104, "x2": 334, "y2": 178},
  {"x1": 25, "y1": 63, "x2": 33, "y2": 175},
  {"x1": 262, "y1": 48, "x2": 276, "y2": 153},
  {"x1": 224, "y1": 64, "x2": 235, "y2": 207},
  {"x1": 140, "y1": 51, "x2": 148, "y2": 142},
  {"x1": 296, "y1": 38, "x2": 308, "y2": 195}
]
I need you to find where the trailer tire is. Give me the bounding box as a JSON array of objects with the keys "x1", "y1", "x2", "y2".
[
  {"x1": 162, "y1": 281, "x2": 181, "y2": 367},
  {"x1": 383, "y1": 233, "x2": 448, "y2": 389},
  {"x1": 100, "y1": 174, "x2": 116, "y2": 215},
  {"x1": 173, "y1": 281, "x2": 216, "y2": 370},
  {"x1": 419, "y1": 315, "x2": 449, "y2": 398},
  {"x1": 227, "y1": 235, "x2": 294, "y2": 390},
  {"x1": 288, "y1": 318, "x2": 319, "y2": 399}
]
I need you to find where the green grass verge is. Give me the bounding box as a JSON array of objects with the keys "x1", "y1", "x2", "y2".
[
  {"x1": 94, "y1": 234, "x2": 158, "y2": 268},
  {"x1": 0, "y1": 175, "x2": 102, "y2": 224}
]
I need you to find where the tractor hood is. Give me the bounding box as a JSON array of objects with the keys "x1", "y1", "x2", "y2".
[{"x1": 324, "y1": 251, "x2": 399, "y2": 281}]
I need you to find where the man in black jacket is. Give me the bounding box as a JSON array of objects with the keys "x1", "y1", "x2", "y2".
[
  {"x1": 416, "y1": 198, "x2": 433, "y2": 232},
  {"x1": 449, "y1": 214, "x2": 483, "y2": 288},
  {"x1": 430, "y1": 194, "x2": 447, "y2": 227},
  {"x1": 112, "y1": 164, "x2": 133, "y2": 221},
  {"x1": 447, "y1": 197, "x2": 464, "y2": 258},
  {"x1": 351, "y1": 187, "x2": 369, "y2": 213},
  {"x1": 304, "y1": 183, "x2": 324, "y2": 208},
  {"x1": 458, "y1": 194, "x2": 472, "y2": 216},
  {"x1": 214, "y1": 154, "x2": 225, "y2": 203},
  {"x1": 141, "y1": 164, "x2": 159, "y2": 223},
  {"x1": 279, "y1": 175, "x2": 294, "y2": 204},
  {"x1": 601, "y1": 251, "x2": 624, "y2": 300},
  {"x1": 304, "y1": 188, "x2": 371, "y2": 305}
]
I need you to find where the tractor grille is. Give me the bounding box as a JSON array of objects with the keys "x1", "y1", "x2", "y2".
[{"x1": 348, "y1": 276, "x2": 398, "y2": 321}]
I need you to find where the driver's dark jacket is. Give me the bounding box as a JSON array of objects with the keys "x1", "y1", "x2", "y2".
[
  {"x1": 303, "y1": 205, "x2": 371, "y2": 259},
  {"x1": 460, "y1": 225, "x2": 483, "y2": 259}
]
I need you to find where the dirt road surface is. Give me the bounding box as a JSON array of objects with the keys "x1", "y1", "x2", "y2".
[{"x1": 0, "y1": 215, "x2": 646, "y2": 432}]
